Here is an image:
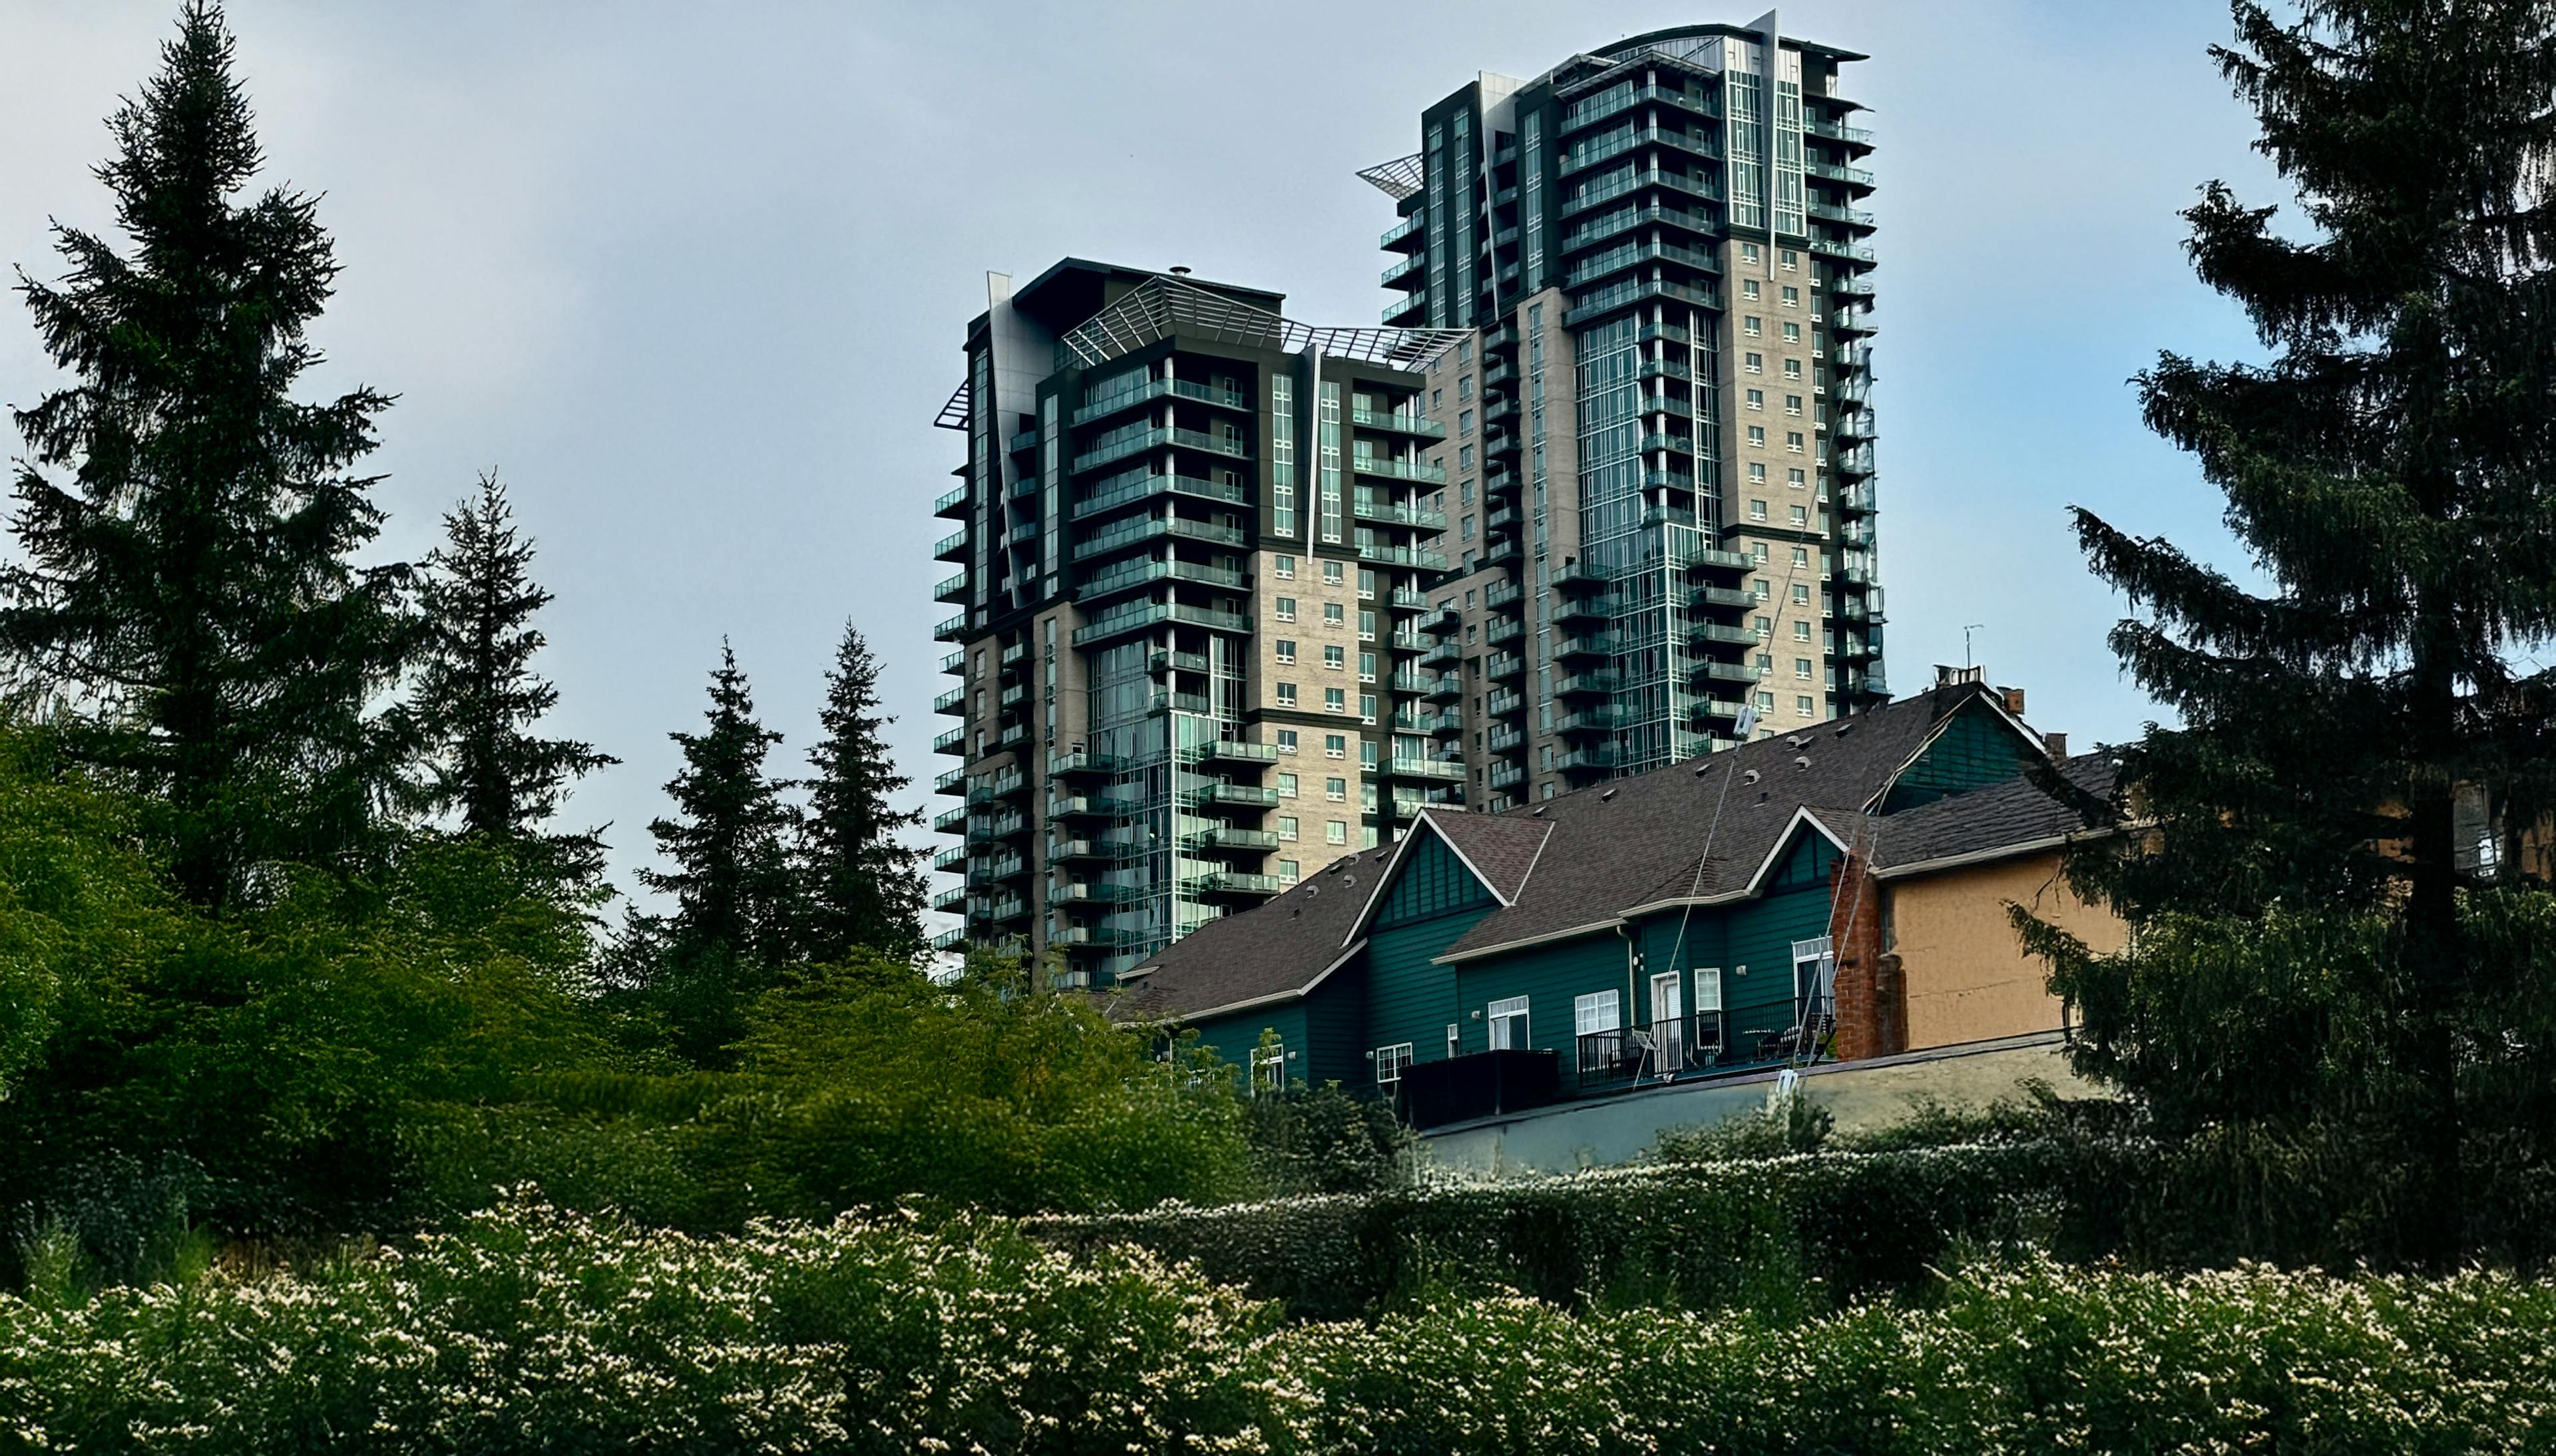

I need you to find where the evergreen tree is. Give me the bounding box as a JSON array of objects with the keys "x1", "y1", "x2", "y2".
[
  {"x1": 411, "y1": 472, "x2": 616, "y2": 884},
  {"x1": 640, "y1": 643, "x2": 797, "y2": 1061},
  {"x1": 795, "y1": 619, "x2": 927, "y2": 964},
  {"x1": 2036, "y1": 0, "x2": 2556, "y2": 1266},
  {"x1": 1, "y1": 1, "x2": 413, "y2": 909}
]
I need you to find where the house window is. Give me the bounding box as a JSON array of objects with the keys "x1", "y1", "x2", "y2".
[
  {"x1": 1323, "y1": 560, "x2": 1345, "y2": 585},
  {"x1": 1789, "y1": 504, "x2": 1809, "y2": 528},
  {"x1": 1784, "y1": 359, "x2": 1804, "y2": 381},
  {"x1": 1573, "y1": 990, "x2": 1621, "y2": 1037},
  {"x1": 1277, "y1": 729, "x2": 1299, "y2": 753},
  {"x1": 1446, "y1": 1023, "x2": 1462, "y2": 1058},
  {"x1": 1359, "y1": 610, "x2": 1377, "y2": 641},
  {"x1": 1273, "y1": 554, "x2": 1296, "y2": 579},
  {"x1": 1798, "y1": 694, "x2": 1816, "y2": 716},
  {"x1": 1250, "y1": 1042, "x2": 1286, "y2": 1093},
  {"x1": 1277, "y1": 815, "x2": 1299, "y2": 841},
  {"x1": 1787, "y1": 467, "x2": 1807, "y2": 488},
  {"x1": 1744, "y1": 351, "x2": 1765, "y2": 373},
  {"x1": 1747, "y1": 425, "x2": 1767, "y2": 448},
  {"x1": 1325, "y1": 820, "x2": 1348, "y2": 845},
  {"x1": 1276, "y1": 682, "x2": 1297, "y2": 707},
  {"x1": 1792, "y1": 936, "x2": 1836, "y2": 1013},
  {"x1": 1785, "y1": 394, "x2": 1804, "y2": 416},
  {"x1": 1795, "y1": 657, "x2": 1813, "y2": 679},
  {"x1": 1324, "y1": 645, "x2": 1346, "y2": 671},
  {"x1": 1324, "y1": 687, "x2": 1347, "y2": 713},
  {"x1": 1793, "y1": 582, "x2": 1812, "y2": 605},
  {"x1": 1791, "y1": 546, "x2": 1811, "y2": 567},
  {"x1": 1742, "y1": 241, "x2": 1761, "y2": 263},
  {"x1": 1693, "y1": 966, "x2": 1724, "y2": 1013},
  {"x1": 1749, "y1": 462, "x2": 1768, "y2": 484},
  {"x1": 1279, "y1": 859, "x2": 1300, "y2": 884},
  {"x1": 1743, "y1": 278, "x2": 1761, "y2": 300},
  {"x1": 1277, "y1": 772, "x2": 1299, "y2": 797},
  {"x1": 1783, "y1": 321, "x2": 1802, "y2": 343},
  {"x1": 1359, "y1": 651, "x2": 1377, "y2": 683},
  {"x1": 1749, "y1": 499, "x2": 1769, "y2": 522},
  {"x1": 1325, "y1": 777, "x2": 1347, "y2": 802},
  {"x1": 1360, "y1": 693, "x2": 1378, "y2": 722},
  {"x1": 1781, "y1": 285, "x2": 1801, "y2": 307},
  {"x1": 1786, "y1": 431, "x2": 1805, "y2": 453},
  {"x1": 1793, "y1": 620, "x2": 1812, "y2": 641},
  {"x1": 1325, "y1": 734, "x2": 1347, "y2": 758},
  {"x1": 1325, "y1": 602, "x2": 1346, "y2": 628},
  {"x1": 1743, "y1": 314, "x2": 1763, "y2": 336},
  {"x1": 1274, "y1": 596, "x2": 1297, "y2": 622},
  {"x1": 1487, "y1": 995, "x2": 1530, "y2": 1050},
  {"x1": 1745, "y1": 389, "x2": 1765, "y2": 411},
  {"x1": 1275, "y1": 639, "x2": 1297, "y2": 665},
  {"x1": 1375, "y1": 1042, "x2": 1414, "y2": 1084}
]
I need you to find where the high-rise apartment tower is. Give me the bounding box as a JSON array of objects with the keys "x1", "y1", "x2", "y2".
[
  {"x1": 928, "y1": 261, "x2": 1468, "y2": 981},
  {"x1": 1367, "y1": 16, "x2": 1883, "y2": 808}
]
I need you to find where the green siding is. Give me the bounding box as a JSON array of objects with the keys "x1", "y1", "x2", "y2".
[
  {"x1": 1375, "y1": 829, "x2": 1498, "y2": 928},
  {"x1": 1190, "y1": 1003, "x2": 1309, "y2": 1085},
  {"x1": 1884, "y1": 699, "x2": 2039, "y2": 811},
  {"x1": 1301, "y1": 969, "x2": 1371, "y2": 1090},
  {"x1": 1363, "y1": 829, "x2": 1502, "y2": 1072},
  {"x1": 1452, "y1": 930, "x2": 1630, "y2": 1059}
]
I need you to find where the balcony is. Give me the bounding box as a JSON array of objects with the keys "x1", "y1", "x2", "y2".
[
  {"x1": 1072, "y1": 425, "x2": 1251, "y2": 476},
  {"x1": 1572, "y1": 1007, "x2": 1832, "y2": 1094},
  {"x1": 1050, "y1": 793, "x2": 1146, "y2": 822},
  {"x1": 1554, "y1": 594, "x2": 1609, "y2": 627},
  {"x1": 1187, "y1": 825, "x2": 1281, "y2": 854},
  {"x1": 1488, "y1": 761, "x2": 1526, "y2": 791},
  {"x1": 1487, "y1": 723, "x2": 1526, "y2": 754},
  {"x1": 1381, "y1": 252, "x2": 1426, "y2": 289},
  {"x1": 933, "y1": 529, "x2": 967, "y2": 562},
  {"x1": 1422, "y1": 673, "x2": 1462, "y2": 703},
  {"x1": 1486, "y1": 688, "x2": 1524, "y2": 717},
  {"x1": 933, "y1": 726, "x2": 966, "y2": 755},
  {"x1": 933, "y1": 687, "x2": 964, "y2": 716},
  {"x1": 1484, "y1": 653, "x2": 1525, "y2": 681},
  {"x1": 1555, "y1": 746, "x2": 1619, "y2": 774},
  {"x1": 934, "y1": 613, "x2": 969, "y2": 643},
  {"x1": 931, "y1": 805, "x2": 966, "y2": 834},
  {"x1": 1072, "y1": 466, "x2": 1249, "y2": 520},
  {"x1": 1350, "y1": 455, "x2": 1448, "y2": 485},
  {"x1": 1197, "y1": 739, "x2": 1281, "y2": 765},
  {"x1": 1197, "y1": 781, "x2": 1281, "y2": 809},
  {"x1": 1560, "y1": 674, "x2": 1623, "y2": 704},
  {"x1": 1385, "y1": 756, "x2": 1466, "y2": 783},
  {"x1": 1071, "y1": 601, "x2": 1251, "y2": 647},
  {"x1": 1681, "y1": 546, "x2": 1753, "y2": 575},
  {"x1": 1187, "y1": 871, "x2": 1283, "y2": 902},
  {"x1": 934, "y1": 483, "x2": 970, "y2": 518},
  {"x1": 1052, "y1": 881, "x2": 1142, "y2": 906},
  {"x1": 1554, "y1": 633, "x2": 1615, "y2": 663},
  {"x1": 1072, "y1": 376, "x2": 1251, "y2": 428},
  {"x1": 1354, "y1": 497, "x2": 1449, "y2": 530},
  {"x1": 1047, "y1": 749, "x2": 1128, "y2": 779},
  {"x1": 1350, "y1": 406, "x2": 1446, "y2": 440},
  {"x1": 1429, "y1": 709, "x2": 1464, "y2": 740},
  {"x1": 1555, "y1": 707, "x2": 1623, "y2": 737}
]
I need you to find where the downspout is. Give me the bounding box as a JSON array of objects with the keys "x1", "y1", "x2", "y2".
[{"x1": 1618, "y1": 920, "x2": 1639, "y2": 1029}]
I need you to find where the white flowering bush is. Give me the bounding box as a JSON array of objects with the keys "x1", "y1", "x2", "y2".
[
  {"x1": 9, "y1": 1193, "x2": 2556, "y2": 1453},
  {"x1": 0, "y1": 1190, "x2": 1274, "y2": 1455}
]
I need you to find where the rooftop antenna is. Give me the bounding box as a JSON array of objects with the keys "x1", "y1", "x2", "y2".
[{"x1": 1962, "y1": 623, "x2": 1985, "y2": 671}]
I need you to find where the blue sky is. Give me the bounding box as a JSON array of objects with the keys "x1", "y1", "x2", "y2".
[{"x1": 1, "y1": 1, "x2": 2282, "y2": 910}]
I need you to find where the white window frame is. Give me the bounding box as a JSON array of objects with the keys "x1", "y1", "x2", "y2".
[
  {"x1": 1250, "y1": 1042, "x2": 1287, "y2": 1093},
  {"x1": 1487, "y1": 995, "x2": 1530, "y2": 1050},
  {"x1": 1573, "y1": 990, "x2": 1621, "y2": 1037},
  {"x1": 1375, "y1": 1042, "x2": 1414, "y2": 1084}
]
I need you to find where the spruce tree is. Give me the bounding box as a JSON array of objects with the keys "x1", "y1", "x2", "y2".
[
  {"x1": 411, "y1": 472, "x2": 616, "y2": 884},
  {"x1": 795, "y1": 619, "x2": 928, "y2": 964},
  {"x1": 2041, "y1": 0, "x2": 2556, "y2": 1266},
  {"x1": 1, "y1": 1, "x2": 413, "y2": 909},
  {"x1": 640, "y1": 643, "x2": 797, "y2": 1060}
]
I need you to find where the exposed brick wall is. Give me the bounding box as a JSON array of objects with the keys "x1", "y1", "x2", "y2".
[{"x1": 1826, "y1": 850, "x2": 1904, "y2": 1059}]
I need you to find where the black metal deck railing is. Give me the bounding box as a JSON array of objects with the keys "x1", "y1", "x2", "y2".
[{"x1": 1572, "y1": 1000, "x2": 1836, "y2": 1093}]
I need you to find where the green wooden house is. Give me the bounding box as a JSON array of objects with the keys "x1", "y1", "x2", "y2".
[{"x1": 1112, "y1": 677, "x2": 2061, "y2": 1119}]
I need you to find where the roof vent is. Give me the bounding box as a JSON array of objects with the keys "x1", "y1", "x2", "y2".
[
  {"x1": 1341, "y1": 874, "x2": 1358, "y2": 888},
  {"x1": 1787, "y1": 735, "x2": 1807, "y2": 749},
  {"x1": 1600, "y1": 788, "x2": 1618, "y2": 801},
  {"x1": 1531, "y1": 805, "x2": 1548, "y2": 816},
  {"x1": 1743, "y1": 769, "x2": 1761, "y2": 784},
  {"x1": 1794, "y1": 755, "x2": 1812, "y2": 770},
  {"x1": 1834, "y1": 721, "x2": 1856, "y2": 737},
  {"x1": 1169, "y1": 265, "x2": 1193, "y2": 275},
  {"x1": 1693, "y1": 763, "x2": 1712, "y2": 777}
]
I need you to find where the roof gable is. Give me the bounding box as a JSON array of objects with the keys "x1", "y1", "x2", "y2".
[{"x1": 1371, "y1": 826, "x2": 1500, "y2": 931}]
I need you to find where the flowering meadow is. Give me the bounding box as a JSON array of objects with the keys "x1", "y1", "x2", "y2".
[{"x1": 5, "y1": 1191, "x2": 2555, "y2": 1455}]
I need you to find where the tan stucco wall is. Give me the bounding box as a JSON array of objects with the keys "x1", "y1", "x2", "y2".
[{"x1": 1888, "y1": 851, "x2": 2123, "y2": 1050}]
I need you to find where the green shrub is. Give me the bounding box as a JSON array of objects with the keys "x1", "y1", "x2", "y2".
[{"x1": 1033, "y1": 1139, "x2": 2152, "y2": 1321}]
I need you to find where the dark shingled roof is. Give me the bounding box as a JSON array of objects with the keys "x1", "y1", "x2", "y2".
[
  {"x1": 1116, "y1": 681, "x2": 2041, "y2": 1021},
  {"x1": 1871, "y1": 752, "x2": 2118, "y2": 874},
  {"x1": 1108, "y1": 842, "x2": 1397, "y2": 1024},
  {"x1": 1424, "y1": 811, "x2": 1555, "y2": 902}
]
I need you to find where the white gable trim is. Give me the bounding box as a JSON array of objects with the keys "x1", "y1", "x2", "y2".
[{"x1": 1341, "y1": 809, "x2": 1516, "y2": 950}]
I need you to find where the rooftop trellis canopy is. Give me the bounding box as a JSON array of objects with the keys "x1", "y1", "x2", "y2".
[
  {"x1": 1057, "y1": 275, "x2": 1468, "y2": 373},
  {"x1": 1356, "y1": 152, "x2": 1426, "y2": 201}
]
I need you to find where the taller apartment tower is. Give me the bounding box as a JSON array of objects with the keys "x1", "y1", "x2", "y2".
[
  {"x1": 1367, "y1": 17, "x2": 1883, "y2": 808},
  {"x1": 929, "y1": 260, "x2": 1466, "y2": 982}
]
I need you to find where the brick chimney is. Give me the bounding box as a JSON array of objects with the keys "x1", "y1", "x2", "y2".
[{"x1": 2043, "y1": 730, "x2": 2069, "y2": 759}]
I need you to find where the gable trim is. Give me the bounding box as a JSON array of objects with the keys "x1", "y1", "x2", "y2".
[
  {"x1": 1342, "y1": 809, "x2": 1511, "y2": 948},
  {"x1": 1872, "y1": 687, "x2": 2047, "y2": 813}
]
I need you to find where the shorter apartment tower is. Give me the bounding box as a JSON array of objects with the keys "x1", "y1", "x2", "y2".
[{"x1": 930, "y1": 261, "x2": 1467, "y2": 984}]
